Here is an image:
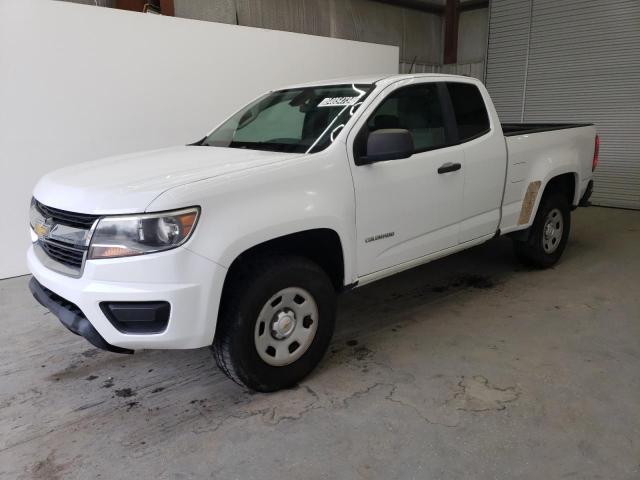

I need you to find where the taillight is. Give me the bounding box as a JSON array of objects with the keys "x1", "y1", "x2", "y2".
[{"x1": 592, "y1": 134, "x2": 600, "y2": 171}]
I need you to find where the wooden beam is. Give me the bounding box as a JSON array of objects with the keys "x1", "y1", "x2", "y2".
[
  {"x1": 459, "y1": 0, "x2": 489, "y2": 12},
  {"x1": 115, "y1": 0, "x2": 145, "y2": 11},
  {"x1": 443, "y1": 0, "x2": 459, "y2": 64},
  {"x1": 159, "y1": 0, "x2": 174, "y2": 16},
  {"x1": 371, "y1": 0, "x2": 445, "y2": 15},
  {"x1": 115, "y1": 0, "x2": 173, "y2": 15}
]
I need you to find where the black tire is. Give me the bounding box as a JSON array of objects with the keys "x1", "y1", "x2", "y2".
[
  {"x1": 212, "y1": 255, "x2": 336, "y2": 392},
  {"x1": 513, "y1": 192, "x2": 571, "y2": 269}
]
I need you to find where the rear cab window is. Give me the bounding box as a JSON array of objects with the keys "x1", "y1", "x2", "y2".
[{"x1": 445, "y1": 82, "x2": 490, "y2": 142}]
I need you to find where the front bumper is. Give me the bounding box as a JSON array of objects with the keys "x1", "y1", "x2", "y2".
[
  {"x1": 27, "y1": 244, "x2": 227, "y2": 351},
  {"x1": 29, "y1": 277, "x2": 133, "y2": 354}
]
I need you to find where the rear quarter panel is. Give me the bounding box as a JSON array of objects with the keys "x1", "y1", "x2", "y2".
[{"x1": 500, "y1": 125, "x2": 595, "y2": 233}]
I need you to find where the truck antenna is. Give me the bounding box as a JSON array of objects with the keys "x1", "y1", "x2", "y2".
[{"x1": 408, "y1": 56, "x2": 417, "y2": 74}]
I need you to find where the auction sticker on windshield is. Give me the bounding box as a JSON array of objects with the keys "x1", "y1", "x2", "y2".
[{"x1": 318, "y1": 97, "x2": 359, "y2": 107}]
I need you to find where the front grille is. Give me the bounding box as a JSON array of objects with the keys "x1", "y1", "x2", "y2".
[
  {"x1": 39, "y1": 239, "x2": 86, "y2": 269},
  {"x1": 33, "y1": 199, "x2": 98, "y2": 274},
  {"x1": 35, "y1": 200, "x2": 99, "y2": 229}
]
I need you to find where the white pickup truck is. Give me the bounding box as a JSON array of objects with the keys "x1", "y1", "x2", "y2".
[{"x1": 28, "y1": 74, "x2": 598, "y2": 391}]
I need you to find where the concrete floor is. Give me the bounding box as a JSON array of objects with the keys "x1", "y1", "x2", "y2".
[{"x1": 1, "y1": 206, "x2": 639, "y2": 480}]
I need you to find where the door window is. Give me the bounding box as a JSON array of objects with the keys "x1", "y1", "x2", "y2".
[{"x1": 365, "y1": 83, "x2": 448, "y2": 153}]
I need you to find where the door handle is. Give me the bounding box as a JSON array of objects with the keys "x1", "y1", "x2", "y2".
[{"x1": 438, "y1": 162, "x2": 462, "y2": 174}]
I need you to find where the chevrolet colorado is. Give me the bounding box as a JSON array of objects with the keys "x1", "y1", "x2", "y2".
[{"x1": 28, "y1": 74, "x2": 598, "y2": 391}]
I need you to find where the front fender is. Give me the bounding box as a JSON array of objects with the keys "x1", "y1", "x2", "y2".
[{"x1": 147, "y1": 149, "x2": 358, "y2": 285}]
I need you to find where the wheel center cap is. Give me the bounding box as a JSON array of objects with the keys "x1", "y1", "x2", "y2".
[
  {"x1": 545, "y1": 223, "x2": 555, "y2": 238},
  {"x1": 271, "y1": 310, "x2": 296, "y2": 340}
]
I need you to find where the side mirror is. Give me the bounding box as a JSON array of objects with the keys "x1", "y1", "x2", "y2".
[{"x1": 357, "y1": 128, "x2": 414, "y2": 165}]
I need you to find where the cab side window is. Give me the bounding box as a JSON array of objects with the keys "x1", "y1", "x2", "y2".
[
  {"x1": 445, "y1": 83, "x2": 490, "y2": 142},
  {"x1": 367, "y1": 84, "x2": 447, "y2": 153}
]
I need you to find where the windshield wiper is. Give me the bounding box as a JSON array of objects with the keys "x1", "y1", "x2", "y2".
[{"x1": 227, "y1": 141, "x2": 307, "y2": 153}]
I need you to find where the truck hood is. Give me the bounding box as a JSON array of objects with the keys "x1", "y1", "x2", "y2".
[{"x1": 33, "y1": 146, "x2": 300, "y2": 214}]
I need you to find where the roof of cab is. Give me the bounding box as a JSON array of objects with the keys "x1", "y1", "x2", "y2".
[{"x1": 277, "y1": 73, "x2": 478, "y2": 91}]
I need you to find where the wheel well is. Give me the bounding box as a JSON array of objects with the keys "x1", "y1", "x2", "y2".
[
  {"x1": 509, "y1": 173, "x2": 577, "y2": 242},
  {"x1": 543, "y1": 173, "x2": 576, "y2": 206},
  {"x1": 225, "y1": 229, "x2": 345, "y2": 291}
]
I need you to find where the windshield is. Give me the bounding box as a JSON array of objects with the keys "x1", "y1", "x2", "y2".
[{"x1": 201, "y1": 84, "x2": 373, "y2": 153}]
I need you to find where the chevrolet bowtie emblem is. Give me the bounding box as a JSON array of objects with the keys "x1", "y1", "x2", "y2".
[{"x1": 34, "y1": 222, "x2": 50, "y2": 237}]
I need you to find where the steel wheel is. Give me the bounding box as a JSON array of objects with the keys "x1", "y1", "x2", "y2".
[
  {"x1": 542, "y1": 208, "x2": 564, "y2": 253},
  {"x1": 254, "y1": 287, "x2": 319, "y2": 367}
]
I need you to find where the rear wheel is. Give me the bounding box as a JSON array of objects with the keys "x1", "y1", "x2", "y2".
[
  {"x1": 212, "y1": 255, "x2": 336, "y2": 392},
  {"x1": 513, "y1": 192, "x2": 571, "y2": 268}
]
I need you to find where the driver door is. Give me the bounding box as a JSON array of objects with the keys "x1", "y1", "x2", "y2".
[{"x1": 347, "y1": 80, "x2": 465, "y2": 277}]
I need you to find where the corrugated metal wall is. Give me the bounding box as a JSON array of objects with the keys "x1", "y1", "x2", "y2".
[
  {"x1": 399, "y1": 60, "x2": 485, "y2": 80},
  {"x1": 484, "y1": 0, "x2": 532, "y2": 122},
  {"x1": 486, "y1": 0, "x2": 640, "y2": 209},
  {"x1": 175, "y1": 0, "x2": 443, "y2": 65}
]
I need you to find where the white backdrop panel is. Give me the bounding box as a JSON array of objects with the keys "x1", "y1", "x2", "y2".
[{"x1": 0, "y1": 0, "x2": 398, "y2": 278}]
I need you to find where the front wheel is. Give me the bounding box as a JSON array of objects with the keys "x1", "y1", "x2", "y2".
[
  {"x1": 513, "y1": 192, "x2": 571, "y2": 268},
  {"x1": 212, "y1": 256, "x2": 336, "y2": 392}
]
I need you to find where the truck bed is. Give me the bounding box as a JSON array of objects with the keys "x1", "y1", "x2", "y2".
[
  {"x1": 500, "y1": 122, "x2": 597, "y2": 234},
  {"x1": 501, "y1": 123, "x2": 593, "y2": 137}
]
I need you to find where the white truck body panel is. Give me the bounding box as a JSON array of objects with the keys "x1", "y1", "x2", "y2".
[
  {"x1": 345, "y1": 77, "x2": 465, "y2": 276},
  {"x1": 28, "y1": 74, "x2": 596, "y2": 350},
  {"x1": 500, "y1": 126, "x2": 595, "y2": 234},
  {"x1": 149, "y1": 148, "x2": 360, "y2": 284}
]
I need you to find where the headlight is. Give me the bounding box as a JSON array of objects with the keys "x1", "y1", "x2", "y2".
[{"x1": 88, "y1": 207, "x2": 199, "y2": 260}]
